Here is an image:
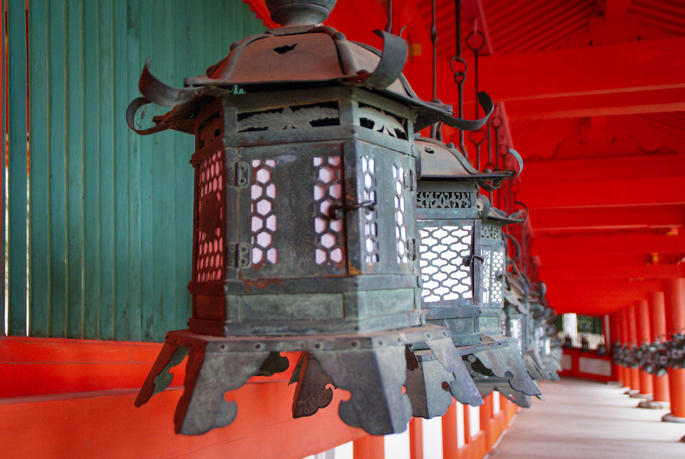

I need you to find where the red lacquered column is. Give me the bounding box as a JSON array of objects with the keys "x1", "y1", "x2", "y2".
[
  {"x1": 637, "y1": 299, "x2": 654, "y2": 396},
  {"x1": 664, "y1": 278, "x2": 685, "y2": 423},
  {"x1": 650, "y1": 291, "x2": 670, "y2": 406}
]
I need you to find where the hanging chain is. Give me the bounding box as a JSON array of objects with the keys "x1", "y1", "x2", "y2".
[
  {"x1": 466, "y1": 20, "x2": 485, "y2": 169},
  {"x1": 386, "y1": 0, "x2": 392, "y2": 33},
  {"x1": 429, "y1": 0, "x2": 443, "y2": 141},
  {"x1": 449, "y1": 0, "x2": 467, "y2": 156}
]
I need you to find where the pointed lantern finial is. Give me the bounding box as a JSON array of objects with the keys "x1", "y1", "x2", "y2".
[{"x1": 266, "y1": 0, "x2": 337, "y2": 27}]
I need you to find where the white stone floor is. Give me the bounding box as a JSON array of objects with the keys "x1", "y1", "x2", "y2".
[{"x1": 489, "y1": 378, "x2": 685, "y2": 459}]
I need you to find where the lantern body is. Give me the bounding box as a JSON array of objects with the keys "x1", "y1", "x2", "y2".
[
  {"x1": 416, "y1": 178, "x2": 482, "y2": 345},
  {"x1": 190, "y1": 87, "x2": 421, "y2": 338},
  {"x1": 480, "y1": 217, "x2": 507, "y2": 336}
]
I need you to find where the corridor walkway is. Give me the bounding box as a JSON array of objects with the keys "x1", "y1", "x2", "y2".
[{"x1": 490, "y1": 378, "x2": 685, "y2": 459}]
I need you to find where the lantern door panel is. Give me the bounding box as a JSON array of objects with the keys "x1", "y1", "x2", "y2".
[{"x1": 237, "y1": 142, "x2": 347, "y2": 279}]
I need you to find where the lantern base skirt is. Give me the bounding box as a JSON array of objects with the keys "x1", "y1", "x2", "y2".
[
  {"x1": 136, "y1": 325, "x2": 479, "y2": 436},
  {"x1": 475, "y1": 379, "x2": 535, "y2": 408},
  {"x1": 460, "y1": 335, "x2": 542, "y2": 401}
]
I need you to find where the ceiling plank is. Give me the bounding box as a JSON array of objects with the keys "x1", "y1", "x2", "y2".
[
  {"x1": 539, "y1": 263, "x2": 685, "y2": 282},
  {"x1": 532, "y1": 206, "x2": 685, "y2": 233},
  {"x1": 533, "y1": 233, "x2": 685, "y2": 255},
  {"x1": 519, "y1": 176, "x2": 685, "y2": 209},
  {"x1": 403, "y1": 36, "x2": 685, "y2": 115}
]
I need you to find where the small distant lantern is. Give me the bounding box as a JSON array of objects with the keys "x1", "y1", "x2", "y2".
[
  {"x1": 127, "y1": 0, "x2": 498, "y2": 436},
  {"x1": 407, "y1": 137, "x2": 539, "y2": 412}
]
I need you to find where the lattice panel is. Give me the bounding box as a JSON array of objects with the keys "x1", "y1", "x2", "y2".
[
  {"x1": 362, "y1": 155, "x2": 379, "y2": 263},
  {"x1": 251, "y1": 159, "x2": 278, "y2": 268},
  {"x1": 359, "y1": 104, "x2": 408, "y2": 140},
  {"x1": 196, "y1": 150, "x2": 226, "y2": 282},
  {"x1": 419, "y1": 225, "x2": 473, "y2": 303},
  {"x1": 393, "y1": 165, "x2": 408, "y2": 264},
  {"x1": 417, "y1": 191, "x2": 470, "y2": 209},
  {"x1": 313, "y1": 156, "x2": 344, "y2": 265}
]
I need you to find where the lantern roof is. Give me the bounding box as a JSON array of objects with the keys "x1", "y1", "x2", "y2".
[
  {"x1": 128, "y1": 1, "x2": 496, "y2": 134},
  {"x1": 504, "y1": 273, "x2": 529, "y2": 313}
]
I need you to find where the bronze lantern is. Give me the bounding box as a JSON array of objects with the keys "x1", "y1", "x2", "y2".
[{"x1": 127, "y1": 0, "x2": 495, "y2": 436}]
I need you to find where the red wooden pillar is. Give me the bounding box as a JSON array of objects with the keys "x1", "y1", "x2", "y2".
[
  {"x1": 651, "y1": 291, "x2": 670, "y2": 404},
  {"x1": 624, "y1": 306, "x2": 640, "y2": 392},
  {"x1": 637, "y1": 299, "x2": 654, "y2": 396},
  {"x1": 480, "y1": 394, "x2": 494, "y2": 449},
  {"x1": 409, "y1": 418, "x2": 424, "y2": 459},
  {"x1": 353, "y1": 435, "x2": 384, "y2": 459},
  {"x1": 664, "y1": 278, "x2": 685, "y2": 422},
  {"x1": 441, "y1": 403, "x2": 457, "y2": 459},
  {"x1": 610, "y1": 312, "x2": 624, "y2": 386}
]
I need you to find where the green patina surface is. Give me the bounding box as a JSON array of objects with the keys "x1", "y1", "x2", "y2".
[{"x1": 4, "y1": 0, "x2": 264, "y2": 341}]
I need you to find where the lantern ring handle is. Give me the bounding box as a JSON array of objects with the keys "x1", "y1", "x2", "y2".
[
  {"x1": 329, "y1": 201, "x2": 375, "y2": 220},
  {"x1": 126, "y1": 97, "x2": 173, "y2": 135},
  {"x1": 463, "y1": 255, "x2": 484, "y2": 267}
]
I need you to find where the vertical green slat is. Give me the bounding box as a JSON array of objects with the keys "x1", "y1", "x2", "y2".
[
  {"x1": 28, "y1": 0, "x2": 50, "y2": 337},
  {"x1": 1, "y1": 0, "x2": 6, "y2": 336},
  {"x1": 138, "y1": 0, "x2": 154, "y2": 341},
  {"x1": 150, "y1": 0, "x2": 175, "y2": 342},
  {"x1": 82, "y1": 0, "x2": 100, "y2": 339},
  {"x1": 7, "y1": 0, "x2": 29, "y2": 335},
  {"x1": 66, "y1": 0, "x2": 85, "y2": 338},
  {"x1": 47, "y1": 0, "x2": 67, "y2": 337},
  {"x1": 126, "y1": 0, "x2": 142, "y2": 341},
  {"x1": 96, "y1": 0, "x2": 115, "y2": 341}
]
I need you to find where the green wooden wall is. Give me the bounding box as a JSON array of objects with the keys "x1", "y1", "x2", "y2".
[{"x1": 4, "y1": 0, "x2": 264, "y2": 341}]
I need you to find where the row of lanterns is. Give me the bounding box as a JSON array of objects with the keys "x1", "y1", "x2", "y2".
[
  {"x1": 126, "y1": 0, "x2": 548, "y2": 436},
  {"x1": 613, "y1": 333, "x2": 685, "y2": 375}
]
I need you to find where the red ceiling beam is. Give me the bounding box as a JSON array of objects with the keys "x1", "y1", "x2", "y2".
[
  {"x1": 523, "y1": 154, "x2": 685, "y2": 184},
  {"x1": 539, "y1": 263, "x2": 685, "y2": 282},
  {"x1": 532, "y1": 233, "x2": 685, "y2": 256},
  {"x1": 532, "y1": 206, "x2": 685, "y2": 233},
  {"x1": 545, "y1": 280, "x2": 664, "y2": 295},
  {"x1": 519, "y1": 176, "x2": 685, "y2": 209},
  {"x1": 538, "y1": 254, "x2": 652, "y2": 268},
  {"x1": 550, "y1": 300, "x2": 643, "y2": 316},
  {"x1": 403, "y1": 36, "x2": 685, "y2": 117}
]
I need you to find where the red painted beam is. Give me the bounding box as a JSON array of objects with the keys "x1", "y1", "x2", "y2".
[
  {"x1": 551, "y1": 300, "x2": 637, "y2": 316},
  {"x1": 523, "y1": 154, "x2": 685, "y2": 184},
  {"x1": 545, "y1": 280, "x2": 665, "y2": 295},
  {"x1": 532, "y1": 233, "x2": 685, "y2": 255},
  {"x1": 520, "y1": 177, "x2": 685, "y2": 209},
  {"x1": 539, "y1": 263, "x2": 685, "y2": 282},
  {"x1": 538, "y1": 254, "x2": 652, "y2": 268},
  {"x1": 532, "y1": 206, "x2": 685, "y2": 233},
  {"x1": 402, "y1": 36, "x2": 685, "y2": 117}
]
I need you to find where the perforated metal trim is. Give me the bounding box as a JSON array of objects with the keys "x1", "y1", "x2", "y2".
[
  {"x1": 196, "y1": 150, "x2": 226, "y2": 282},
  {"x1": 238, "y1": 102, "x2": 339, "y2": 132},
  {"x1": 417, "y1": 191, "x2": 470, "y2": 209},
  {"x1": 481, "y1": 224, "x2": 501, "y2": 240},
  {"x1": 359, "y1": 104, "x2": 408, "y2": 140},
  {"x1": 251, "y1": 159, "x2": 278, "y2": 268},
  {"x1": 313, "y1": 156, "x2": 344, "y2": 266},
  {"x1": 362, "y1": 155, "x2": 379, "y2": 263},
  {"x1": 419, "y1": 225, "x2": 473, "y2": 303},
  {"x1": 483, "y1": 247, "x2": 504, "y2": 305},
  {"x1": 393, "y1": 164, "x2": 408, "y2": 264}
]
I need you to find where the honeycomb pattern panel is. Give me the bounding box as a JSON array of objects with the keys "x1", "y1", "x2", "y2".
[
  {"x1": 419, "y1": 225, "x2": 473, "y2": 303},
  {"x1": 393, "y1": 164, "x2": 408, "y2": 264},
  {"x1": 196, "y1": 149, "x2": 226, "y2": 282},
  {"x1": 362, "y1": 155, "x2": 379, "y2": 263},
  {"x1": 482, "y1": 247, "x2": 504, "y2": 305},
  {"x1": 251, "y1": 159, "x2": 278, "y2": 268},
  {"x1": 481, "y1": 223, "x2": 501, "y2": 240},
  {"x1": 313, "y1": 156, "x2": 344, "y2": 266}
]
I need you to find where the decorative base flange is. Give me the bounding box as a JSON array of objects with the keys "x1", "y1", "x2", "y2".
[
  {"x1": 460, "y1": 335, "x2": 542, "y2": 399},
  {"x1": 136, "y1": 325, "x2": 480, "y2": 436},
  {"x1": 662, "y1": 413, "x2": 685, "y2": 424}
]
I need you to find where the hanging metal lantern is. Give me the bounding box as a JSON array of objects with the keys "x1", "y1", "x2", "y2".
[
  {"x1": 126, "y1": 0, "x2": 496, "y2": 436},
  {"x1": 406, "y1": 137, "x2": 539, "y2": 413}
]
